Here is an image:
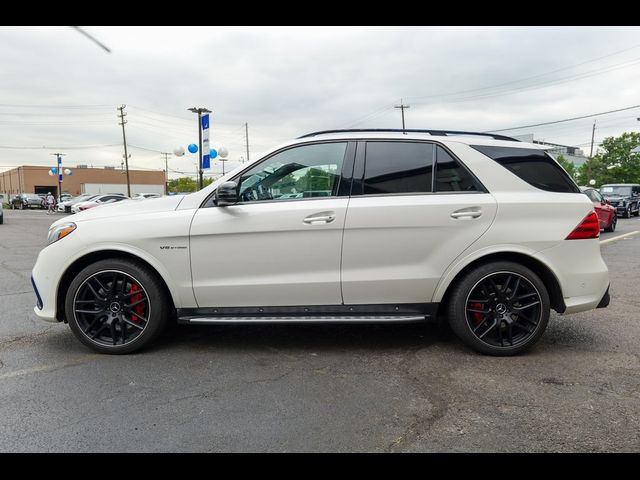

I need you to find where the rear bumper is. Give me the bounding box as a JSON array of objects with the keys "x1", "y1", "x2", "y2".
[
  {"x1": 597, "y1": 285, "x2": 610, "y2": 308},
  {"x1": 534, "y1": 239, "x2": 609, "y2": 315}
]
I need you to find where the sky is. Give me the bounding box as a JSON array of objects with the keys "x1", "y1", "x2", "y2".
[{"x1": 0, "y1": 26, "x2": 639, "y2": 179}]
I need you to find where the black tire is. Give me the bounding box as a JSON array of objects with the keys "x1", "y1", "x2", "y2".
[
  {"x1": 604, "y1": 214, "x2": 617, "y2": 232},
  {"x1": 634, "y1": 203, "x2": 640, "y2": 217},
  {"x1": 65, "y1": 258, "x2": 171, "y2": 354},
  {"x1": 0, "y1": 215, "x2": 3, "y2": 224},
  {"x1": 19, "y1": 202, "x2": 24, "y2": 210},
  {"x1": 447, "y1": 261, "x2": 550, "y2": 356},
  {"x1": 624, "y1": 207, "x2": 631, "y2": 219}
]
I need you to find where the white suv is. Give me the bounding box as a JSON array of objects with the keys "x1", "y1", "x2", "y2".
[{"x1": 32, "y1": 129, "x2": 610, "y2": 355}]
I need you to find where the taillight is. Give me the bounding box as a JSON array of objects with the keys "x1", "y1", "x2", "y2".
[{"x1": 566, "y1": 211, "x2": 600, "y2": 240}]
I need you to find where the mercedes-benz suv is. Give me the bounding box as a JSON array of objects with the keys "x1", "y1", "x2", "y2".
[
  {"x1": 31, "y1": 129, "x2": 610, "y2": 356},
  {"x1": 600, "y1": 184, "x2": 640, "y2": 219}
]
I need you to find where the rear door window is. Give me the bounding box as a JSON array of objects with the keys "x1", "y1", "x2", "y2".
[
  {"x1": 363, "y1": 142, "x2": 433, "y2": 195},
  {"x1": 471, "y1": 145, "x2": 580, "y2": 193}
]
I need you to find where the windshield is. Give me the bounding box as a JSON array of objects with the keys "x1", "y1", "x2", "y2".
[{"x1": 601, "y1": 186, "x2": 632, "y2": 196}]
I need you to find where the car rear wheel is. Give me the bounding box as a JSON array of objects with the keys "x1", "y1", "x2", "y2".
[
  {"x1": 604, "y1": 214, "x2": 617, "y2": 232},
  {"x1": 65, "y1": 258, "x2": 171, "y2": 354},
  {"x1": 624, "y1": 207, "x2": 631, "y2": 218},
  {"x1": 447, "y1": 261, "x2": 550, "y2": 356}
]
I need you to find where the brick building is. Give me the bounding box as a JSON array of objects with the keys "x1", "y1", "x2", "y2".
[{"x1": 0, "y1": 165, "x2": 166, "y2": 199}]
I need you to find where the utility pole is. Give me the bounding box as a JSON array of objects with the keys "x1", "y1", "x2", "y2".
[
  {"x1": 394, "y1": 98, "x2": 410, "y2": 130},
  {"x1": 245, "y1": 122, "x2": 250, "y2": 164},
  {"x1": 161, "y1": 152, "x2": 171, "y2": 195},
  {"x1": 117, "y1": 105, "x2": 132, "y2": 197},
  {"x1": 588, "y1": 120, "x2": 596, "y2": 184},
  {"x1": 50, "y1": 153, "x2": 65, "y2": 201},
  {"x1": 188, "y1": 107, "x2": 211, "y2": 190}
]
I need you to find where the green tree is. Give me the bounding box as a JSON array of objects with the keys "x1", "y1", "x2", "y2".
[
  {"x1": 579, "y1": 131, "x2": 640, "y2": 187},
  {"x1": 555, "y1": 154, "x2": 577, "y2": 181},
  {"x1": 168, "y1": 176, "x2": 215, "y2": 193}
]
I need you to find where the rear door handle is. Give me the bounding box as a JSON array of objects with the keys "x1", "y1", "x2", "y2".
[
  {"x1": 303, "y1": 211, "x2": 336, "y2": 225},
  {"x1": 451, "y1": 208, "x2": 482, "y2": 219}
]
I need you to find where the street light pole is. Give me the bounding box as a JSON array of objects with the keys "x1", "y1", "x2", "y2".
[
  {"x1": 188, "y1": 107, "x2": 211, "y2": 190},
  {"x1": 50, "y1": 152, "x2": 65, "y2": 202}
]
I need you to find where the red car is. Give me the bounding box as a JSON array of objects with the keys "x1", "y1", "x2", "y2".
[{"x1": 581, "y1": 187, "x2": 616, "y2": 232}]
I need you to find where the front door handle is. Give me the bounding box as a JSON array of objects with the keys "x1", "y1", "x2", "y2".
[
  {"x1": 451, "y1": 208, "x2": 482, "y2": 219},
  {"x1": 303, "y1": 211, "x2": 336, "y2": 225}
]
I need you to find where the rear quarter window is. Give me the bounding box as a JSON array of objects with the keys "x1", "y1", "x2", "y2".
[{"x1": 471, "y1": 145, "x2": 580, "y2": 193}]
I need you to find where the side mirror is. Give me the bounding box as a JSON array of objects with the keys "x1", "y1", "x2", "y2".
[{"x1": 215, "y1": 181, "x2": 239, "y2": 207}]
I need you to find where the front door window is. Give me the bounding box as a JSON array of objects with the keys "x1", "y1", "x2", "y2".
[{"x1": 238, "y1": 142, "x2": 347, "y2": 202}]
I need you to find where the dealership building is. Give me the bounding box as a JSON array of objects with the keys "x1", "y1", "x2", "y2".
[{"x1": 0, "y1": 165, "x2": 166, "y2": 199}]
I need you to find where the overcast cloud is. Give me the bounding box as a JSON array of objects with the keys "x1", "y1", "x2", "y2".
[{"x1": 1, "y1": 26, "x2": 639, "y2": 178}]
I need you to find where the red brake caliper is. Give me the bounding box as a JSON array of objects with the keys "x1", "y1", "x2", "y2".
[
  {"x1": 470, "y1": 302, "x2": 484, "y2": 324},
  {"x1": 129, "y1": 283, "x2": 145, "y2": 323}
]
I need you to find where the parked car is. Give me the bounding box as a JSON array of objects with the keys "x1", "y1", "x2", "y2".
[
  {"x1": 75, "y1": 196, "x2": 128, "y2": 212},
  {"x1": 57, "y1": 194, "x2": 100, "y2": 213},
  {"x1": 11, "y1": 193, "x2": 45, "y2": 209},
  {"x1": 599, "y1": 184, "x2": 640, "y2": 218},
  {"x1": 132, "y1": 193, "x2": 162, "y2": 199},
  {"x1": 0, "y1": 201, "x2": 3, "y2": 224},
  {"x1": 580, "y1": 186, "x2": 617, "y2": 232},
  {"x1": 71, "y1": 194, "x2": 128, "y2": 213},
  {"x1": 32, "y1": 128, "x2": 609, "y2": 356}
]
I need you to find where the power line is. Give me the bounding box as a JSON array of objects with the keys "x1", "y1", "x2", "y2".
[
  {"x1": 0, "y1": 143, "x2": 120, "y2": 150},
  {"x1": 0, "y1": 103, "x2": 114, "y2": 108},
  {"x1": 407, "y1": 42, "x2": 640, "y2": 102},
  {"x1": 70, "y1": 26, "x2": 111, "y2": 53},
  {"x1": 489, "y1": 104, "x2": 640, "y2": 132}
]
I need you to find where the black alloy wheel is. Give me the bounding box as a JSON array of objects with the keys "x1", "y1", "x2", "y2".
[
  {"x1": 66, "y1": 259, "x2": 170, "y2": 354},
  {"x1": 447, "y1": 261, "x2": 550, "y2": 356}
]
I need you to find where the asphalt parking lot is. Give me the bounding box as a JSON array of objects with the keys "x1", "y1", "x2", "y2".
[{"x1": 0, "y1": 208, "x2": 639, "y2": 452}]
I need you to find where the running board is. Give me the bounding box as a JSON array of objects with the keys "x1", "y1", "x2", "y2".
[{"x1": 178, "y1": 315, "x2": 427, "y2": 325}]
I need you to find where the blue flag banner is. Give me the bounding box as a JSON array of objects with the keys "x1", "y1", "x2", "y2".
[{"x1": 202, "y1": 113, "x2": 210, "y2": 168}]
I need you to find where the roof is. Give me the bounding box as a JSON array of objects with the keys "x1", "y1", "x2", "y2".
[{"x1": 290, "y1": 129, "x2": 545, "y2": 150}]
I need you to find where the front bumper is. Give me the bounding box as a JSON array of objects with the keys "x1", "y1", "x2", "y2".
[{"x1": 614, "y1": 205, "x2": 628, "y2": 215}]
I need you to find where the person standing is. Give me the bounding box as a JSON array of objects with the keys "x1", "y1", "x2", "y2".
[{"x1": 46, "y1": 192, "x2": 56, "y2": 214}]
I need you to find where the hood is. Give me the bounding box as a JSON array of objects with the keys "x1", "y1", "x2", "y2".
[{"x1": 50, "y1": 195, "x2": 186, "y2": 228}]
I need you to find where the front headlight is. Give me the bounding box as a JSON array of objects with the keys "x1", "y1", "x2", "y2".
[{"x1": 47, "y1": 222, "x2": 76, "y2": 245}]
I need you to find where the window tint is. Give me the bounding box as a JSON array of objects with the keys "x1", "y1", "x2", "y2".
[
  {"x1": 471, "y1": 145, "x2": 580, "y2": 193},
  {"x1": 435, "y1": 146, "x2": 479, "y2": 192},
  {"x1": 363, "y1": 142, "x2": 433, "y2": 195},
  {"x1": 238, "y1": 142, "x2": 346, "y2": 202}
]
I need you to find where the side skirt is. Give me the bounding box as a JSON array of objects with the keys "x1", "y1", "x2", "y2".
[{"x1": 177, "y1": 303, "x2": 438, "y2": 325}]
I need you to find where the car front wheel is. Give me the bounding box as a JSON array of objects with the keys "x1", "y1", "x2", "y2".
[
  {"x1": 604, "y1": 214, "x2": 617, "y2": 232},
  {"x1": 65, "y1": 258, "x2": 171, "y2": 354},
  {"x1": 447, "y1": 261, "x2": 550, "y2": 356}
]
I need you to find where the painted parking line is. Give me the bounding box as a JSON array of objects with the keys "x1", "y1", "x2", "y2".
[
  {"x1": 600, "y1": 230, "x2": 639, "y2": 245},
  {"x1": 0, "y1": 355, "x2": 98, "y2": 380}
]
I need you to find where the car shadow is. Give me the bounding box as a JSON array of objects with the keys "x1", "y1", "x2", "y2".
[{"x1": 155, "y1": 321, "x2": 463, "y2": 354}]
